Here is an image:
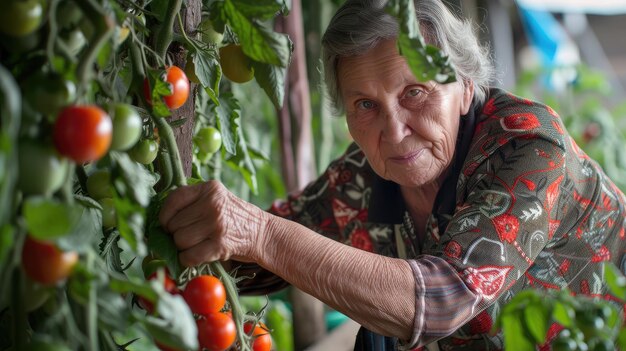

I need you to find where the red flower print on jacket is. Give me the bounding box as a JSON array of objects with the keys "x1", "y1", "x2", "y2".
[
  {"x1": 501, "y1": 113, "x2": 541, "y2": 132},
  {"x1": 350, "y1": 228, "x2": 374, "y2": 252},
  {"x1": 444, "y1": 241, "x2": 462, "y2": 259},
  {"x1": 462, "y1": 265, "x2": 512, "y2": 300},
  {"x1": 492, "y1": 213, "x2": 519, "y2": 243},
  {"x1": 468, "y1": 310, "x2": 493, "y2": 335}
]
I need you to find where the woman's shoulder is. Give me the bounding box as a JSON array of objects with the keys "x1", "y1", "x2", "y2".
[{"x1": 473, "y1": 88, "x2": 568, "y2": 152}]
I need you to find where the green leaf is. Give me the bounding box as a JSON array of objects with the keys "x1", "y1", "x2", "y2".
[
  {"x1": 140, "y1": 289, "x2": 198, "y2": 350},
  {"x1": 146, "y1": 69, "x2": 173, "y2": 118},
  {"x1": 553, "y1": 301, "x2": 575, "y2": 328},
  {"x1": 190, "y1": 44, "x2": 222, "y2": 104},
  {"x1": 604, "y1": 263, "x2": 626, "y2": 300},
  {"x1": 99, "y1": 232, "x2": 124, "y2": 274},
  {"x1": 385, "y1": 0, "x2": 455, "y2": 83},
  {"x1": 111, "y1": 152, "x2": 159, "y2": 207},
  {"x1": 213, "y1": 93, "x2": 241, "y2": 155},
  {"x1": 97, "y1": 290, "x2": 130, "y2": 331},
  {"x1": 56, "y1": 196, "x2": 103, "y2": 253},
  {"x1": 618, "y1": 326, "x2": 626, "y2": 349},
  {"x1": 113, "y1": 197, "x2": 146, "y2": 257},
  {"x1": 147, "y1": 225, "x2": 181, "y2": 279},
  {"x1": 230, "y1": 0, "x2": 287, "y2": 20},
  {"x1": 23, "y1": 197, "x2": 82, "y2": 240},
  {"x1": 251, "y1": 59, "x2": 287, "y2": 109},
  {"x1": 110, "y1": 276, "x2": 157, "y2": 301},
  {"x1": 502, "y1": 311, "x2": 536, "y2": 351},
  {"x1": 221, "y1": 0, "x2": 291, "y2": 67},
  {"x1": 524, "y1": 300, "x2": 549, "y2": 344}
]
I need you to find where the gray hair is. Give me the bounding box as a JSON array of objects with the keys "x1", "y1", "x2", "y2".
[{"x1": 321, "y1": 0, "x2": 495, "y2": 115}]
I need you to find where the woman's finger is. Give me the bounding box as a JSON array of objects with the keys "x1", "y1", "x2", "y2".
[
  {"x1": 171, "y1": 219, "x2": 219, "y2": 251},
  {"x1": 159, "y1": 182, "x2": 211, "y2": 229},
  {"x1": 178, "y1": 239, "x2": 221, "y2": 267}
]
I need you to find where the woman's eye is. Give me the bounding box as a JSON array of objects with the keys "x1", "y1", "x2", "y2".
[
  {"x1": 406, "y1": 88, "x2": 421, "y2": 97},
  {"x1": 356, "y1": 100, "x2": 376, "y2": 110}
]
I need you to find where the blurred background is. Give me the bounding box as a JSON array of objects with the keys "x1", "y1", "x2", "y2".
[{"x1": 220, "y1": 1, "x2": 626, "y2": 350}]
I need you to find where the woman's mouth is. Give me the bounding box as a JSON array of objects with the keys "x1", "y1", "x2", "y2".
[{"x1": 389, "y1": 149, "x2": 424, "y2": 164}]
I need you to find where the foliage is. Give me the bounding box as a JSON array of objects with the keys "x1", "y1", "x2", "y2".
[{"x1": 494, "y1": 264, "x2": 626, "y2": 350}]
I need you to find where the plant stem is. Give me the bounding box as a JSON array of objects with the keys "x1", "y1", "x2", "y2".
[
  {"x1": 86, "y1": 250, "x2": 99, "y2": 351},
  {"x1": 74, "y1": 0, "x2": 116, "y2": 99},
  {"x1": 10, "y1": 268, "x2": 27, "y2": 351},
  {"x1": 155, "y1": 0, "x2": 184, "y2": 61},
  {"x1": 210, "y1": 261, "x2": 251, "y2": 351},
  {"x1": 153, "y1": 116, "x2": 186, "y2": 188}
]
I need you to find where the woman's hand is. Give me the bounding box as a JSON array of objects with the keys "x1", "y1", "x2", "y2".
[{"x1": 158, "y1": 180, "x2": 269, "y2": 267}]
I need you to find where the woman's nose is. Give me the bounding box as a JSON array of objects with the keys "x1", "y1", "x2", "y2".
[{"x1": 381, "y1": 106, "x2": 412, "y2": 144}]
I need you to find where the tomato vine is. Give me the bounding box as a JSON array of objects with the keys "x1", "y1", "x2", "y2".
[{"x1": 0, "y1": 0, "x2": 291, "y2": 350}]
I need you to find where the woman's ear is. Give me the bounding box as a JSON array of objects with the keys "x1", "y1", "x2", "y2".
[{"x1": 460, "y1": 80, "x2": 474, "y2": 115}]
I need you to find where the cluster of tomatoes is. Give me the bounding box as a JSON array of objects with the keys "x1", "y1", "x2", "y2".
[
  {"x1": 138, "y1": 264, "x2": 272, "y2": 351},
  {"x1": 18, "y1": 64, "x2": 191, "y2": 288}
]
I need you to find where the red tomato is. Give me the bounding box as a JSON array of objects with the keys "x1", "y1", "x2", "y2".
[
  {"x1": 143, "y1": 66, "x2": 190, "y2": 110},
  {"x1": 53, "y1": 105, "x2": 112, "y2": 163},
  {"x1": 182, "y1": 275, "x2": 226, "y2": 315},
  {"x1": 244, "y1": 322, "x2": 272, "y2": 351},
  {"x1": 21, "y1": 236, "x2": 78, "y2": 286},
  {"x1": 196, "y1": 312, "x2": 236, "y2": 351}
]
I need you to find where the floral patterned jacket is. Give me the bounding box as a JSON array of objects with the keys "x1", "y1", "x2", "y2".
[{"x1": 239, "y1": 88, "x2": 626, "y2": 350}]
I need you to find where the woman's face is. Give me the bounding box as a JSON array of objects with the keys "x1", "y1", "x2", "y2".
[{"x1": 338, "y1": 39, "x2": 473, "y2": 189}]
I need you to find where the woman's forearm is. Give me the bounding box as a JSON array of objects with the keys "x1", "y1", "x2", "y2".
[{"x1": 257, "y1": 213, "x2": 416, "y2": 341}]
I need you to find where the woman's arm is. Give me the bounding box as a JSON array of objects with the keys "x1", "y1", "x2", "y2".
[{"x1": 159, "y1": 180, "x2": 416, "y2": 340}]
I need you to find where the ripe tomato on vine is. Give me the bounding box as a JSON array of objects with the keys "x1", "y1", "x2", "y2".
[
  {"x1": 21, "y1": 236, "x2": 78, "y2": 286},
  {"x1": 143, "y1": 66, "x2": 190, "y2": 110},
  {"x1": 53, "y1": 105, "x2": 113, "y2": 163}
]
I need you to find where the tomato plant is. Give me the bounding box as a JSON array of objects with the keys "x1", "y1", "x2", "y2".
[
  {"x1": 197, "y1": 312, "x2": 237, "y2": 351},
  {"x1": 21, "y1": 236, "x2": 78, "y2": 286},
  {"x1": 53, "y1": 105, "x2": 112, "y2": 163},
  {"x1": 0, "y1": 0, "x2": 44, "y2": 37},
  {"x1": 219, "y1": 44, "x2": 255, "y2": 83},
  {"x1": 183, "y1": 275, "x2": 227, "y2": 315},
  {"x1": 0, "y1": 0, "x2": 293, "y2": 350}
]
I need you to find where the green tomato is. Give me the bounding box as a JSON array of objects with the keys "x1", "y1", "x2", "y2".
[
  {"x1": 128, "y1": 139, "x2": 159, "y2": 165},
  {"x1": 98, "y1": 198, "x2": 116, "y2": 229},
  {"x1": 194, "y1": 126, "x2": 222, "y2": 155},
  {"x1": 200, "y1": 19, "x2": 223, "y2": 45},
  {"x1": 18, "y1": 141, "x2": 68, "y2": 196},
  {"x1": 23, "y1": 72, "x2": 76, "y2": 118},
  {"x1": 0, "y1": 0, "x2": 44, "y2": 37},
  {"x1": 86, "y1": 170, "x2": 113, "y2": 200},
  {"x1": 110, "y1": 103, "x2": 142, "y2": 151}
]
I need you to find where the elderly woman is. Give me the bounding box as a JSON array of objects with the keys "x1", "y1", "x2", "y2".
[{"x1": 159, "y1": 0, "x2": 626, "y2": 349}]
